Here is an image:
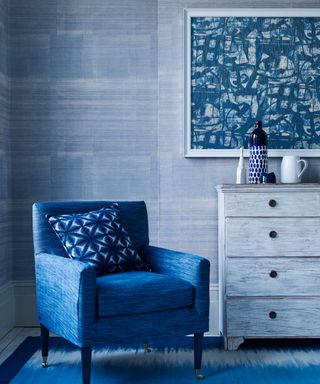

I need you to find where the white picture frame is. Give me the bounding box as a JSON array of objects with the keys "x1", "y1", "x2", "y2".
[{"x1": 184, "y1": 8, "x2": 320, "y2": 157}]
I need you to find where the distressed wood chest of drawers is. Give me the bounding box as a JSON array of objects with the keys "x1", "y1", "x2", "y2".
[{"x1": 216, "y1": 184, "x2": 320, "y2": 350}]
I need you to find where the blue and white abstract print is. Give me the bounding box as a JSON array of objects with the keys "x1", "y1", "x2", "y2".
[{"x1": 191, "y1": 17, "x2": 320, "y2": 150}]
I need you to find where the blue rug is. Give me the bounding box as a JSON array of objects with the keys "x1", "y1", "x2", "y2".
[{"x1": 2, "y1": 337, "x2": 320, "y2": 383}]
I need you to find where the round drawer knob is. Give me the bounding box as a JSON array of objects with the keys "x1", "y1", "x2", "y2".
[
  {"x1": 269, "y1": 270, "x2": 277, "y2": 278},
  {"x1": 269, "y1": 199, "x2": 277, "y2": 207},
  {"x1": 269, "y1": 230, "x2": 278, "y2": 238},
  {"x1": 269, "y1": 311, "x2": 277, "y2": 319}
]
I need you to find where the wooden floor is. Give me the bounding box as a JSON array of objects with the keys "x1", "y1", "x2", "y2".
[{"x1": 0, "y1": 327, "x2": 40, "y2": 365}]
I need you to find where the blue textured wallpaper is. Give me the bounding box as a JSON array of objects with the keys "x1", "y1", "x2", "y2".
[
  {"x1": 9, "y1": 0, "x2": 158, "y2": 281},
  {"x1": 191, "y1": 17, "x2": 320, "y2": 150},
  {"x1": 2, "y1": 1, "x2": 320, "y2": 288},
  {"x1": 0, "y1": 0, "x2": 11, "y2": 287}
]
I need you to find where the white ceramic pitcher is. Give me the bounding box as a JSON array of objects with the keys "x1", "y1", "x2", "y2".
[{"x1": 281, "y1": 155, "x2": 308, "y2": 184}]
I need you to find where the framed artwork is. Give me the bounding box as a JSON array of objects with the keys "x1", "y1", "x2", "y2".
[{"x1": 184, "y1": 9, "x2": 320, "y2": 157}]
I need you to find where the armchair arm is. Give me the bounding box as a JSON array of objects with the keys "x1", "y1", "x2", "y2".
[
  {"x1": 141, "y1": 245, "x2": 210, "y2": 328},
  {"x1": 35, "y1": 253, "x2": 96, "y2": 347}
]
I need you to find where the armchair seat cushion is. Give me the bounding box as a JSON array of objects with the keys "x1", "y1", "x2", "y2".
[{"x1": 97, "y1": 271, "x2": 194, "y2": 317}]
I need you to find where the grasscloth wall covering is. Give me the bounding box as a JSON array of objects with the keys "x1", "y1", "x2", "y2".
[
  {"x1": 9, "y1": 0, "x2": 158, "y2": 281},
  {"x1": 6, "y1": 0, "x2": 320, "y2": 284},
  {"x1": 0, "y1": 0, "x2": 11, "y2": 287}
]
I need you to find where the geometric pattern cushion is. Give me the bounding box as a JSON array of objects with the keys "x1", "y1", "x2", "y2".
[{"x1": 46, "y1": 203, "x2": 150, "y2": 276}]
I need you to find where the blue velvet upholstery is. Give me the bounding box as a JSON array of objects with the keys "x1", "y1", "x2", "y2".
[
  {"x1": 33, "y1": 201, "x2": 210, "y2": 383},
  {"x1": 96, "y1": 271, "x2": 194, "y2": 317}
]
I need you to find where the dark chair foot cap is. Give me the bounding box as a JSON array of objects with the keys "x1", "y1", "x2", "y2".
[
  {"x1": 143, "y1": 342, "x2": 152, "y2": 353},
  {"x1": 42, "y1": 356, "x2": 48, "y2": 368},
  {"x1": 195, "y1": 369, "x2": 204, "y2": 380}
]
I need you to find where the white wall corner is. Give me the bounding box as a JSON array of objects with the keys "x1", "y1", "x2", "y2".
[{"x1": 0, "y1": 281, "x2": 15, "y2": 339}]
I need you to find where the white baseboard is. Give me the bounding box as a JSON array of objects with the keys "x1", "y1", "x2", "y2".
[
  {"x1": 0, "y1": 280, "x2": 38, "y2": 338},
  {"x1": 13, "y1": 280, "x2": 38, "y2": 327},
  {"x1": 0, "y1": 280, "x2": 220, "y2": 336}
]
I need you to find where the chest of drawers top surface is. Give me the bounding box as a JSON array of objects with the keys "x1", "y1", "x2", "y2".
[
  {"x1": 217, "y1": 184, "x2": 320, "y2": 217},
  {"x1": 216, "y1": 184, "x2": 320, "y2": 192}
]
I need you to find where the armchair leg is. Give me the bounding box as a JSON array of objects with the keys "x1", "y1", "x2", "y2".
[
  {"x1": 194, "y1": 332, "x2": 204, "y2": 380},
  {"x1": 40, "y1": 324, "x2": 49, "y2": 368},
  {"x1": 81, "y1": 347, "x2": 92, "y2": 384}
]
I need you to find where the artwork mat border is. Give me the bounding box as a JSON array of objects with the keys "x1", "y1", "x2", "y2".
[{"x1": 184, "y1": 8, "x2": 320, "y2": 157}]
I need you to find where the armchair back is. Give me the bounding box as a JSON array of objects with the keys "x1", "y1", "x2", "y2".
[{"x1": 32, "y1": 201, "x2": 149, "y2": 257}]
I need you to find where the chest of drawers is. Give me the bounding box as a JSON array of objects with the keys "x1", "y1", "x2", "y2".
[{"x1": 216, "y1": 184, "x2": 320, "y2": 350}]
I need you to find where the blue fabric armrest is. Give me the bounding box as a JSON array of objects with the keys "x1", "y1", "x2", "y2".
[
  {"x1": 141, "y1": 245, "x2": 210, "y2": 330},
  {"x1": 35, "y1": 253, "x2": 96, "y2": 347}
]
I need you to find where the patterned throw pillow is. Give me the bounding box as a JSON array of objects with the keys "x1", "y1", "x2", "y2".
[{"x1": 46, "y1": 204, "x2": 149, "y2": 275}]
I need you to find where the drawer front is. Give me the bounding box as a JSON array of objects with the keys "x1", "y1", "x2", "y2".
[
  {"x1": 226, "y1": 258, "x2": 320, "y2": 296},
  {"x1": 225, "y1": 191, "x2": 320, "y2": 217},
  {"x1": 227, "y1": 298, "x2": 320, "y2": 337},
  {"x1": 226, "y1": 217, "x2": 320, "y2": 257}
]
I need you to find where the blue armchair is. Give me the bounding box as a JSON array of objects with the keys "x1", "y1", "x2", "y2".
[{"x1": 33, "y1": 201, "x2": 210, "y2": 383}]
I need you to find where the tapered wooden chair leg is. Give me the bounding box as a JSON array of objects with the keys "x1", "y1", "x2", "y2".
[
  {"x1": 40, "y1": 324, "x2": 49, "y2": 368},
  {"x1": 81, "y1": 347, "x2": 92, "y2": 384},
  {"x1": 194, "y1": 332, "x2": 204, "y2": 380}
]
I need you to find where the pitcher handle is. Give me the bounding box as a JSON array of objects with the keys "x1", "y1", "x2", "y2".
[{"x1": 298, "y1": 159, "x2": 308, "y2": 179}]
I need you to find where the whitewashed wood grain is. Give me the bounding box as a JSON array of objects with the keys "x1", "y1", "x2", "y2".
[
  {"x1": 217, "y1": 184, "x2": 320, "y2": 193},
  {"x1": 226, "y1": 258, "x2": 320, "y2": 296},
  {"x1": 218, "y1": 190, "x2": 226, "y2": 336},
  {"x1": 0, "y1": 328, "x2": 22, "y2": 356},
  {"x1": 224, "y1": 189, "x2": 320, "y2": 217},
  {"x1": 218, "y1": 185, "x2": 320, "y2": 349},
  {"x1": 226, "y1": 217, "x2": 320, "y2": 257},
  {"x1": 227, "y1": 298, "x2": 320, "y2": 337},
  {"x1": 0, "y1": 328, "x2": 40, "y2": 365},
  {"x1": 224, "y1": 336, "x2": 244, "y2": 351}
]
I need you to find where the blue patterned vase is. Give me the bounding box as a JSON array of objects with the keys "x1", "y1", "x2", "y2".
[{"x1": 248, "y1": 121, "x2": 268, "y2": 184}]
